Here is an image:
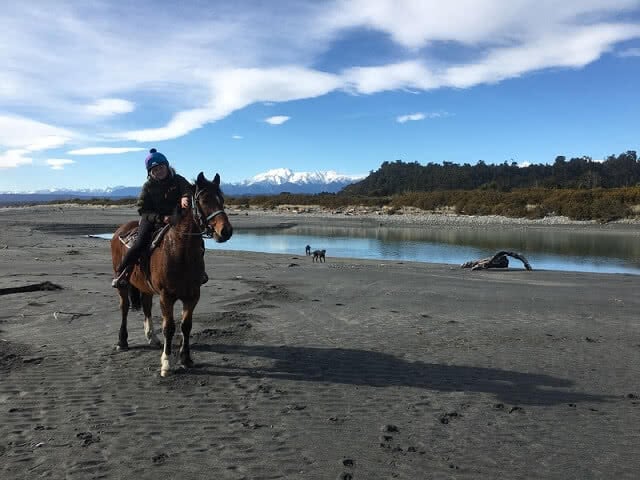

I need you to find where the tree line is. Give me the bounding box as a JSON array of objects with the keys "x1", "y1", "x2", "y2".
[{"x1": 341, "y1": 150, "x2": 639, "y2": 196}]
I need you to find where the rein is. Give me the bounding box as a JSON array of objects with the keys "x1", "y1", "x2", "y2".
[{"x1": 190, "y1": 188, "x2": 226, "y2": 238}]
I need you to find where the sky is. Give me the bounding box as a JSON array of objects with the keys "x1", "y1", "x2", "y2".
[{"x1": 1, "y1": 0, "x2": 640, "y2": 192}]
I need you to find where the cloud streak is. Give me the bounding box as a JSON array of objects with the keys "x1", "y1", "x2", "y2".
[
  {"x1": 397, "y1": 113, "x2": 426, "y2": 123},
  {"x1": 85, "y1": 98, "x2": 135, "y2": 117},
  {"x1": 265, "y1": 115, "x2": 291, "y2": 125},
  {"x1": 0, "y1": 114, "x2": 74, "y2": 168},
  {"x1": 46, "y1": 158, "x2": 75, "y2": 170}
]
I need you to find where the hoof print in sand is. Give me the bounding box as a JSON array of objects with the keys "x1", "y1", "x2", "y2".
[
  {"x1": 76, "y1": 432, "x2": 100, "y2": 447},
  {"x1": 152, "y1": 453, "x2": 169, "y2": 465},
  {"x1": 440, "y1": 412, "x2": 459, "y2": 424}
]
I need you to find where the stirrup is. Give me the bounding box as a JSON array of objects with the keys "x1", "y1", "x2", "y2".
[
  {"x1": 111, "y1": 269, "x2": 130, "y2": 288},
  {"x1": 111, "y1": 277, "x2": 129, "y2": 288}
]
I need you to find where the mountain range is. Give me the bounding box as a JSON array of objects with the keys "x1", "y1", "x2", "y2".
[{"x1": 0, "y1": 168, "x2": 365, "y2": 204}]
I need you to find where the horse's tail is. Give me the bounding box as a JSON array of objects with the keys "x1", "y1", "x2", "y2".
[{"x1": 129, "y1": 285, "x2": 142, "y2": 311}]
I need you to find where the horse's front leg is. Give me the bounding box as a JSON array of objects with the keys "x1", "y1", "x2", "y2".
[
  {"x1": 179, "y1": 298, "x2": 199, "y2": 368},
  {"x1": 159, "y1": 294, "x2": 176, "y2": 377},
  {"x1": 142, "y1": 293, "x2": 161, "y2": 347}
]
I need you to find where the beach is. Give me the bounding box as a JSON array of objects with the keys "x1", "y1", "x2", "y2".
[{"x1": 1, "y1": 205, "x2": 639, "y2": 479}]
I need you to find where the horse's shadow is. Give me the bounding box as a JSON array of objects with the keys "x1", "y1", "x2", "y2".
[{"x1": 191, "y1": 343, "x2": 612, "y2": 406}]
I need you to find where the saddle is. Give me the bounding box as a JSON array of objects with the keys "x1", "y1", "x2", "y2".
[{"x1": 118, "y1": 223, "x2": 171, "y2": 280}]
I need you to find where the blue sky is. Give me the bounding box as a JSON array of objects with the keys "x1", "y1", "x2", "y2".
[{"x1": 1, "y1": 0, "x2": 640, "y2": 191}]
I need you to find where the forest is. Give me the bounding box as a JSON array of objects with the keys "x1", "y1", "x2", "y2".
[{"x1": 341, "y1": 151, "x2": 639, "y2": 195}]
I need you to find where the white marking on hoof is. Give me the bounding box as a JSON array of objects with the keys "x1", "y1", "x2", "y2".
[
  {"x1": 144, "y1": 319, "x2": 162, "y2": 347},
  {"x1": 160, "y1": 352, "x2": 171, "y2": 377}
]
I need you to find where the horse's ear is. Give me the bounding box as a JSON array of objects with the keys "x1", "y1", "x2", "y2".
[
  {"x1": 196, "y1": 172, "x2": 206, "y2": 186},
  {"x1": 213, "y1": 173, "x2": 220, "y2": 186}
]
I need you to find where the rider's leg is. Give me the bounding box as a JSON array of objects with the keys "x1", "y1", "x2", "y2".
[{"x1": 112, "y1": 218, "x2": 154, "y2": 287}]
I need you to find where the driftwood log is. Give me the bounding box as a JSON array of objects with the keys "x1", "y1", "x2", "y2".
[
  {"x1": 461, "y1": 251, "x2": 532, "y2": 271},
  {"x1": 0, "y1": 281, "x2": 63, "y2": 296}
]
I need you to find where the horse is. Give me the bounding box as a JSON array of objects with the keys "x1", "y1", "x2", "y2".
[
  {"x1": 312, "y1": 249, "x2": 326, "y2": 262},
  {"x1": 110, "y1": 172, "x2": 233, "y2": 377}
]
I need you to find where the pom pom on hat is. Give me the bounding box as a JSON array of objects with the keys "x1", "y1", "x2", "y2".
[{"x1": 145, "y1": 148, "x2": 169, "y2": 171}]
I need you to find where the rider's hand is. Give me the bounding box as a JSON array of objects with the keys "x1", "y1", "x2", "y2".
[
  {"x1": 181, "y1": 197, "x2": 189, "y2": 209},
  {"x1": 163, "y1": 215, "x2": 171, "y2": 224}
]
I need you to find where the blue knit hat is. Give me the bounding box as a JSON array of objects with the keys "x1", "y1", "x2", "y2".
[{"x1": 145, "y1": 148, "x2": 169, "y2": 172}]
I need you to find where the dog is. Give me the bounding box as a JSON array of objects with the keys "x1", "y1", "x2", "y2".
[
  {"x1": 305, "y1": 245, "x2": 311, "y2": 256},
  {"x1": 312, "y1": 249, "x2": 326, "y2": 263}
]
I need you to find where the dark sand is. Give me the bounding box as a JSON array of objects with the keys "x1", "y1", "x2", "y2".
[{"x1": 1, "y1": 205, "x2": 639, "y2": 479}]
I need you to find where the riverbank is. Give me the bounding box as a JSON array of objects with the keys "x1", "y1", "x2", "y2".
[
  {"x1": 2, "y1": 202, "x2": 640, "y2": 233},
  {"x1": 1, "y1": 205, "x2": 639, "y2": 479}
]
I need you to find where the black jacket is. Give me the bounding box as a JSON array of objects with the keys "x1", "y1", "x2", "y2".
[{"x1": 136, "y1": 168, "x2": 193, "y2": 223}]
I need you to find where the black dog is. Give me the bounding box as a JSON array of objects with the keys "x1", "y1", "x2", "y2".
[
  {"x1": 305, "y1": 245, "x2": 311, "y2": 256},
  {"x1": 312, "y1": 249, "x2": 326, "y2": 263}
]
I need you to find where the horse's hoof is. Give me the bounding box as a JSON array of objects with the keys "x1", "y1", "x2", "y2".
[
  {"x1": 160, "y1": 353, "x2": 171, "y2": 377},
  {"x1": 115, "y1": 343, "x2": 128, "y2": 351}
]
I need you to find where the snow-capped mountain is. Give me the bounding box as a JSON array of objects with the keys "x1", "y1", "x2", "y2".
[
  {"x1": 223, "y1": 168, "x2": 364, "y2": 195},
  {"x1": 0, "y1": 168, "x2": 366, "y2": 203},
  {"x1": 244, "y1": 168, "x2": 358, "y2": 185}
]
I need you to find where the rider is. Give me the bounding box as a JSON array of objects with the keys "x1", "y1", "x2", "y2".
[{"x1": 112, "y1": 148, "x2": 208, "y2": 287}]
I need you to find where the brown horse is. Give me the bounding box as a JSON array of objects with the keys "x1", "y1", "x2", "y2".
[{"x1": 110, "y1": 172, "x2": 233, "y2": 377}]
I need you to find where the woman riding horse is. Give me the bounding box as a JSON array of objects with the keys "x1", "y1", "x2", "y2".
[{"x1": 111, "y1": 164, "x2": 233, "y2": 377}]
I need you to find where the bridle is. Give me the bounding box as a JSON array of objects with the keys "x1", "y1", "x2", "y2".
[{"x1": 191, "y1": 186, "x2": 226, "y2": 238}]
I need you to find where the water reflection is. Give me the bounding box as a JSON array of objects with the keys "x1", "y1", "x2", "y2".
[{"x1": 204, "y1": 225, "x2": 640, "y2": 275}]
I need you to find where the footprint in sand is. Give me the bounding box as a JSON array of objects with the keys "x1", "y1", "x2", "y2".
[{"x1": 152, "y1": 453, "x2": 168, "y2": 465}]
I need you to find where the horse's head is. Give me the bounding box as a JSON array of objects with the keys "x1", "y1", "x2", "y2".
[{"x1": 193, "y1": 172, "x2": 233, "y2": 243}]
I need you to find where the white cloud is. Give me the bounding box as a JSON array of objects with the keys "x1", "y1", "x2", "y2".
[
  {"x1": 343, "y1": 61, "x2": 437, "y2": 94},
  {"x1": 0, "y1": 149, "x2": 33, "y2": 169},
  {"x1": 265, "y1": 115, "x2": 290, "y2": 125},
  {"x1": 442, "y1": 23, "x2": 640, "y2": 88},
  {"x1": 1, "y1": 1, "x2": 639, "y2": 145},
  {"x1": 232, "y1": 135, "x2": 243, "y2": 140},
  {"x1": 85, "y1": 98, "x2": 135, "y2": 117},
  {"x1": 397, "y1": 111, "x2": 450, "y2": 123},
  {"x1": 0, "y1": 115, "x2": 74, "y2": 169},
  {"x1": 118, "y1": 67, "x2": 340, "y2": 141},
  {"x1": 397, "y1": 113, "x2": 426, "y2": 123},
  {"x1": 46, "y1": 158, "x2": 75, "y2": 170},
  {"x1": 324, "y1": 0, "x2": 640, "y2": 48},
  {"x1": 0, "y1": 115, "x2": 73, "y2": 150},
  {"x1": 67, "y1": 147, "x2": 145, "y2": 155}
]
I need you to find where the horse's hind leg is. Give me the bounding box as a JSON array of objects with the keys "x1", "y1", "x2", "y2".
[
  {"x1": 159, "y1": 295, "x2": 176, "y2": 377},
  {"x1": 142, "y1": 293, "x2": 161, "y2": 347},
  {"x1": 129, "y1": 285, "x2": 141, "y2": 311},
  {"x1": 179, "y1": 299, "x2": 198, "y2": 368},
  {"x1": 116, "y1": 286, "x2": 129, "y2": 350}
]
